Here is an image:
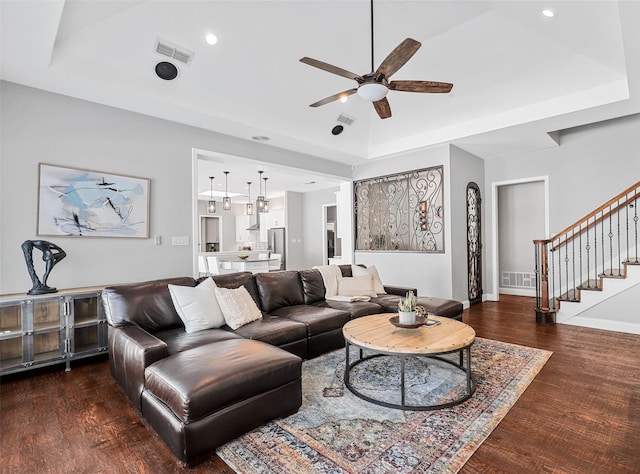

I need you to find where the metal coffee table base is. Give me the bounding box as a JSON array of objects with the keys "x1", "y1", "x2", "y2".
[{"x1": 344, "y1": 343, "x2": 476, "y2": 411}]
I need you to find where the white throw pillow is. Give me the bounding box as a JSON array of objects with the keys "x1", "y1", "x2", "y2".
[
  {"x1": 214, "y1": 285, "x2": 263, "y2": 330},
  {"x1": 352, "y1": 265, "x2": 386, "y2": 294},
  {"x1": 168, "y1": 277, "x2": 225, "y2": 333},
  {"x1": 338, "y1": 275, "x2": 377, "y2": 298}
]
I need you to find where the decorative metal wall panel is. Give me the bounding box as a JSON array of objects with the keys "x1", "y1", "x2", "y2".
[
  {"x1": 354, "y1": 166, "x2": 444, "y2": 252},
  {"x1": 466, "y1": 182, "x2": 482, "y2": 305}
]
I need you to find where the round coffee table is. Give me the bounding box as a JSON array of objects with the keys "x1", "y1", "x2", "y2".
[{"x1": 342, "y1": 313, "x2": 476, "y2": 411}]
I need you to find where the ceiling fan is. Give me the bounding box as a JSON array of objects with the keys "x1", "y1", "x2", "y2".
[{"x1": 300, "y1": 0, "x2": 453, "y2": 119}]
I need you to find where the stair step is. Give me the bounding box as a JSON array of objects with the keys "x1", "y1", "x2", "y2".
[
  {"x1": 623, "y1": 259, "x2": 640, "y2": 265},
  {"x1": 577, "y1": 280, "x2": 602, "y2": 291},
  {"x1": 599, "y1": 269, "x2": 626, "y2": 278},
  {"x1": 558, "y1": 289, "x2": 580, "y2": 302}
]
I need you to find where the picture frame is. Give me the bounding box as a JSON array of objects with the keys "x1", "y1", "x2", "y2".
[{"x1": 37, "y1": 163, "x2": 150, "y2": 238}]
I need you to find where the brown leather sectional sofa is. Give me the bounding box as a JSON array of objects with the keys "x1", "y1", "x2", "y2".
[{"x1": 102, "y1": 265, "x2": 463, "y2": 465}]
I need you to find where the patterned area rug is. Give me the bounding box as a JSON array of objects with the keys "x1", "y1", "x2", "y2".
[{"x1": 218, "y1": 337, "x2": 552, "y2": 473}]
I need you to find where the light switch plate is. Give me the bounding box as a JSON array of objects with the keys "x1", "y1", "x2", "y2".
[{"x1": 172, "y1": 236, "x2": 190, "y2": 246}]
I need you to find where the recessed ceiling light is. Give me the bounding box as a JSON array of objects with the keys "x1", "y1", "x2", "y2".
[
  {"x1": 252, "y1": 135, "x2": 270, "y2": 141},
  {"x1": 541, "y1": 9, "x2": 556, "y2": 18},
  {"x1": 205, "y1": 33, "x2": 218, "y2": 45},
  {"x1": 339, "y1": 95, "x2": 348, "y2": 103}
]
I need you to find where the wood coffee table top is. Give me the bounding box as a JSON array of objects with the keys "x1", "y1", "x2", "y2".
[{"x1": 343, "y1": 313, "x2": 476, "y2": 355}]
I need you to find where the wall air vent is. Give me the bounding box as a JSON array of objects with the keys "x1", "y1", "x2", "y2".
[
  {"x1": 337, "y1": 113, "x2": 356, "y2": 126},
  {"x1": 154, "y1": 39, "x2": 194, "y2": 65}
]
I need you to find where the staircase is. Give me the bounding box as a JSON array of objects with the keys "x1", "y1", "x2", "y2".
[{"x1": 533, "y1": 180, "x2": 640, "y2": 334}]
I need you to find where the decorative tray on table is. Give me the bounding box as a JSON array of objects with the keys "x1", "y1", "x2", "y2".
[{"x1": 389, "y1": 315, "x2": 440, "y2": 329}]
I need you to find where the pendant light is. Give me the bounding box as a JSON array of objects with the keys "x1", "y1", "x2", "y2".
[
  {"x1": 223, "y1": 171, "x2": 231, "y2": 210},
  {"x1": 256, "y1": 170, "x2": 265, "y2": 212},
  {"x1": 263, "y1": 177, "x2": 270, "y2": 213},
  {"x1": 207, "y1": 176, "x2": 216, "y2": 214},
  {"x1": 246, "y1": 182, "x2": 253, "y2": 215}
]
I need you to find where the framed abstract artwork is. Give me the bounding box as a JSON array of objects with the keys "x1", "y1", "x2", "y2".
[{"x1": 37, "y1": 163, "x2": 150, "y2": 238}]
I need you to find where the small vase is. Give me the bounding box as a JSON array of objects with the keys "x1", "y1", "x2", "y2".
[{"x1": 399, "y1": 311, "x2": 416, "y2": 325}]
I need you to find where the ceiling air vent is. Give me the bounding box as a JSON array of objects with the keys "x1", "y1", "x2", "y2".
[
  {"x1": 154, "y1": 39, "x2": 194, "y2": 66},
  {"x1": 337, "y1": 113, "x2": 356, "y2": 126}
]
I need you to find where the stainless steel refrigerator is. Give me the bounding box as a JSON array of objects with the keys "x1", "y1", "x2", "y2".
[{"x1": 267, "y1": 227, "x2": 286, "y2": 270}]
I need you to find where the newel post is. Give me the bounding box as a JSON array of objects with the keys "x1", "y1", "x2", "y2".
[{"x1": 534, "y1": 239, "x2": 556, "y2": 325}]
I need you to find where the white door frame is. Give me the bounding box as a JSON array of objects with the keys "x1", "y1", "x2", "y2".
[{"x1": 489, "y1": 175, "x2": 550, "y2": 301}]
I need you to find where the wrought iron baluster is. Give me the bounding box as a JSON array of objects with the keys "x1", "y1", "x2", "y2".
[
  {"x1": 635, "y1": 189, "x2": 639, "y2": 263},
  {"x1": 608, "y1": 205, "x2": 614, "y2": 276},
  {"x1": 626, "y1": 192, "x2": 630, "y2": 263},
  {"x1": 617, "y1": 199, "x2": 621, "y2": 276},
  {"x1": 585, "y1": 222, "x2": 591, "y2": 288},
  {"x1": 564, "y1": 234, "x2": 570, "y2": 300},
  {"x1": 571, "y1": 229, "x2": 576, "y2": 299},
  {"x1": 593, "y1": 216, "x2": 597, "y2": 285},
  {"x1": 600, "y1": 210, "x2": 605, "y2": 275},
  {"x1": 558, "y1": 237, "x2": 562, "y2": 304},
  {"x1": 551, "y1": 243, "x2": 556, "y2": 310},
  {"x1": 579, "y1": 224, "x2": 583, "y2": 289}
]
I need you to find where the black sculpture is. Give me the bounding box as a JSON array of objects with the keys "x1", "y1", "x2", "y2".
[{"x1": 21, "y1": 240, "x2": 67, "y2": 295}]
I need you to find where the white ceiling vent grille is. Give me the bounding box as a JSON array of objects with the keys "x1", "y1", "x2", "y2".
[
  {"x1": 154, "y1": 39, "x2": 194, "y2": 65},
  {"x1": 337, "y1": 113, "x2": 356, "y2": 126}
]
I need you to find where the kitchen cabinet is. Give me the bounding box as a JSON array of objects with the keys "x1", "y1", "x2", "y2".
[
  {"x1": 235, "y1": 215, "x2": 251, "y2": 242},
  {"x1": 259, "y1": 212, "x2": 270, "y2": 242},
  {"x1": 270, "y1": 208, "x2": 285, "y2": 227},
  {"x1": 0, "y1": 287, "x2": 106, "y2": 375},
  {"x1": 258, "y1": 209, "x2": 285, "y2": 242}
]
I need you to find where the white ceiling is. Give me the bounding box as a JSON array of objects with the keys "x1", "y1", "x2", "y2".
[
  {"x1": 2, "y1": 0, "x2": 639, "y2": 195},
  {"x1": 196, "y1": 150, "x2": 345, "y2": 203}
]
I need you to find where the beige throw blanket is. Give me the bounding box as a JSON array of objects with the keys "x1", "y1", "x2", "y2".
[{"x1": 313, "y1": 264, "x2": 371, "y2": 302}]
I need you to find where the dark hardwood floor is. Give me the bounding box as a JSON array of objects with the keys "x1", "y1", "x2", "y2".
[{"x1": 1, "y1": 295, "x2": 638, "y2": 473}]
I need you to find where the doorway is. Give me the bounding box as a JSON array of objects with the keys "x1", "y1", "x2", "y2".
[
  {"x1": 200, "y1": 215, "x2": 221, "y2": 252},
  {"x1": 490, "y1": 177, "x2": 549, "y2": 300},
  {"x1": 322, "y1": 204, "x2": 342, "y2": 265}
]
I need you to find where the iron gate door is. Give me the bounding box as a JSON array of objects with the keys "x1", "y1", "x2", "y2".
[{"x1": 466, "y1": 182, "x2": 482, "y2": 305}]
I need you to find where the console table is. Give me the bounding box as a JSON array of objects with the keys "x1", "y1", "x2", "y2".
[{"x1": 0, "y1": 286, "x2": 107, "y2": 375}]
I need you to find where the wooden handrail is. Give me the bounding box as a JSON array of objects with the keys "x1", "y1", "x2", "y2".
[
  {"x1": 535, "y1": 180, "x2": 640, "y2": 245},
  {"x1": 533, "y1": 178, "x2": 639, "y2": 323},
  {"x1": 546, "y1": 193, "x2": 639, "y2": 251}
]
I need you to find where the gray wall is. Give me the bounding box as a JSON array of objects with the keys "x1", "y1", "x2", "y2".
[
  {"x1": 449, "y1": 146, "x2": 485, "y2": 303},
  {"x1": 483, "y1": 114, "x2": 640, "y2": 298},
  {"x1": 498, "y1": 181, "x2": 545, "y2": 280},
  {"x1": 353, "y1": 144, "x2": 456, "y2": 298},
  {"x1": 302, "y1": 186, "x2": 339, "y2": 269},
  {"x1": 285, "y1": 191, "x2": 304, "y2": 270},
  {"x1": 0, "y1": 81, "x2": 351, "y2": 294}
]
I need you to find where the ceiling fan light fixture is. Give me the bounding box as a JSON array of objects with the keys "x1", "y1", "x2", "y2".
[{"x1": 357, "y1": 82, "x2": 388, "y2": 102}]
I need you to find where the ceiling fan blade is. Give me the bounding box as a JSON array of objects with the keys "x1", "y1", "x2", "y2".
[
  {"x1": 309, "y1": 89, "x2": 358, "y2": 108},
  {"x1": 373, "y1": 97, "x2": 392, "y2": 119},
  {"x1": 389, "y1": 80, "x2": 453, "y2": 93},
  {"x1": 375, "y1": 38, "x2": 421, "y2": 79},
  {"x1": 300, "y1": 57, "x2": 363, "y2": 83}
]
